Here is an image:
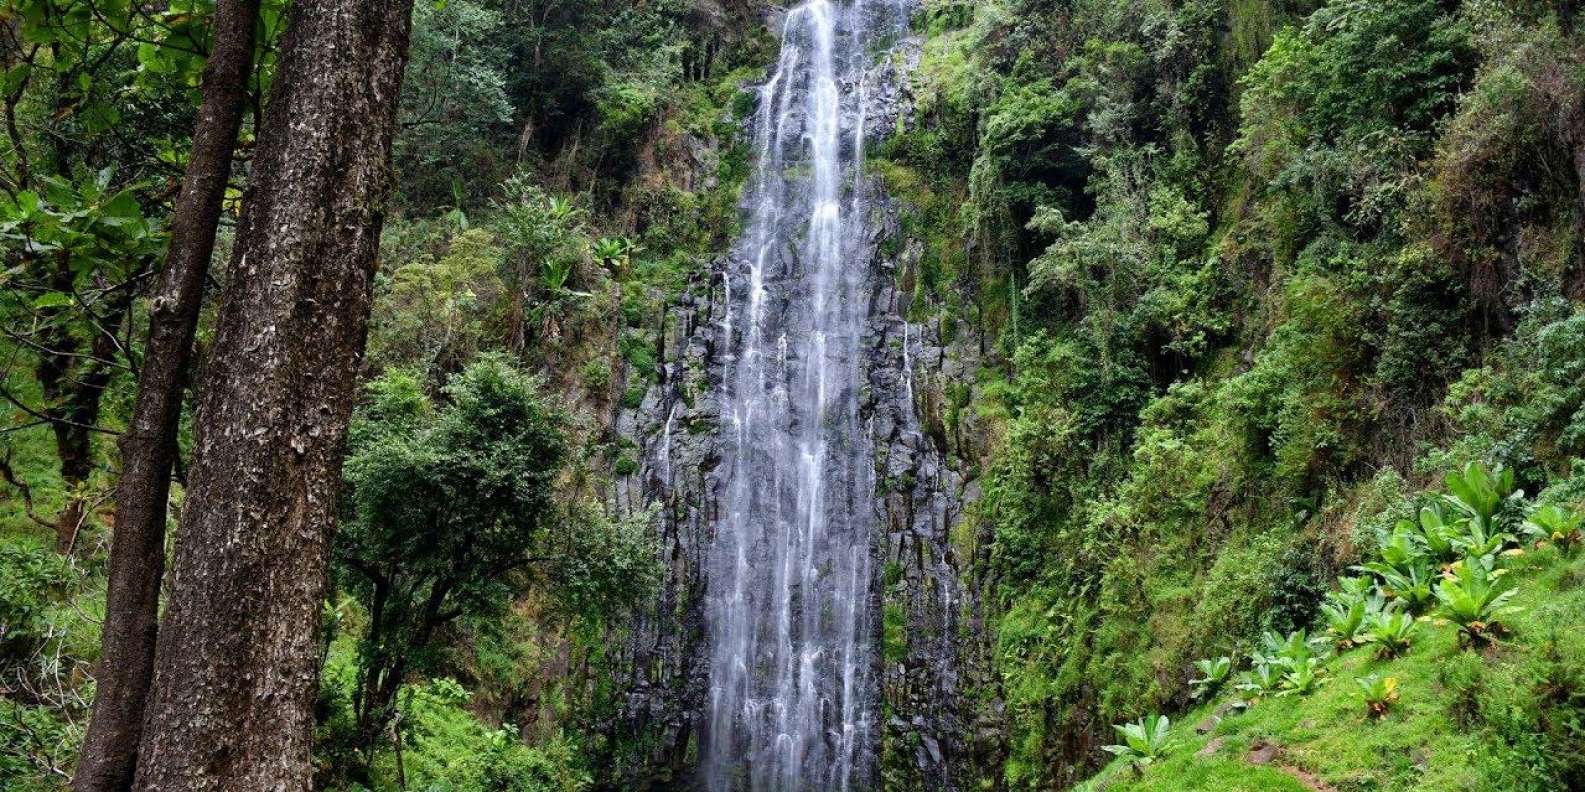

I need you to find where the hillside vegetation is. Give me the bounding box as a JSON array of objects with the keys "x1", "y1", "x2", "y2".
[
  {"x1": 877, "y1": 0, "x2": 1585, "y2": 788},
  {"x1": 1, "y1": 0, "x2": 1582, "y2": 789}
]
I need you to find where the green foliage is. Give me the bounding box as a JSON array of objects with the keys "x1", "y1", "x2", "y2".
[
  {"x1": 1319, "y1": 585, "x2": 1379, "y2": 649},
  {"x1": 332, "y1": 358, "x2": 568, "y2": 772},
  {"x1": 396, "y1": 0, "x2": 516, "y2": 209},
  {"x1": 1278, "y1": 655, "x2": 1323, "y2": 696},
  {"x1": 495, "y1": 179, "x2": 591, "y2": 295},
  {"x1": 1234, "y1": 662, "x2": 1283, "y2": 700},
  {"x1": 338, "y1": 357, "x2": 568, "y2": 629},
  {"x1": 369, "y1": 227, "x2": 507, "y2": 378},
  {"x1": 1235, "y1": 0, "x2": 1475, "y2": 182},
  {"x1": 0, "y1": 541, "x2": 69, "y2": 654},
  {"x1": 1189, "y1": 657, "x2": 1231, "y2": 700},
  {"x1": 1354, "y1": 674, "x2": 1399, "y2": 719},
  {"x1": 591, "y1": 236, "x2": 640, "y2": 274},
  {"x1": 1370, "y1": 559, "x2": 1436, "y2": 615},
  {"x1": 356, "y1": 675, "x2": 591, "y2": 792},
  {"x1": 1521, "y1": 503, "x2": 1583, "y2": 555},
  {"x1": 1242, "y1": 629, "x2": 1332, "y2": 698},
  {"x1": 1443, "y1": 461, "x2": 1520, "y2": 536},
  {"x1": 1102, "y1": 714, "x2": 1171, "y2": 765},
  {"x1": 1433, "y1": 559, "x2": 1520, "y2": 647},
  {"x1": 0, "y1": 536, "x2": 95, "y2": 786},
  {"x1": 1414, "y1": 504, "x2": 1463, "y2": 563},
  {"x1": 1361, "y1": 608, "x2": 1416, "y2": 659}
]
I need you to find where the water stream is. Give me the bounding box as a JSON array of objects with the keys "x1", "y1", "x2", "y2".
[{"x1": 705, "y1": 1, "x2": 911, "y2": 789}]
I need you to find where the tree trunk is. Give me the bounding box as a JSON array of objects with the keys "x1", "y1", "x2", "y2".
[
  {"x1": 130, "y1": 2, "x2": 415, "y2": 790},
  {"x1": 73, "y1": 3, "x2": 261, "y2": 789},
  {"x1": 352, "y1": 579, "x2": 452, "y2": 765}
]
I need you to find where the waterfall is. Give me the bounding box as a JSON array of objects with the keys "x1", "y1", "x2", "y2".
[{"x1": 706, "y1": 1, "x2": 911, "y2": 789}]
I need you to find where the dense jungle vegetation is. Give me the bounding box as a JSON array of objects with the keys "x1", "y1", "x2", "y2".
[{"x1": 1, "y1": 0, "x2": 1583, "y2": 790}]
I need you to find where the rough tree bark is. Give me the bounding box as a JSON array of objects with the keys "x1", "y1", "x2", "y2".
[
  {"x1": 129, "y1": 2, "x2": 415, "y2": 790},
  {"x1": 72, "y1": 2, "x2": 262, "y2": 789}
]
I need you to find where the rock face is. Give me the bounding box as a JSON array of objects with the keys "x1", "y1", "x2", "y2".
[{"x1": 601, "y1": 3, "x2": 993, "y2": 789}]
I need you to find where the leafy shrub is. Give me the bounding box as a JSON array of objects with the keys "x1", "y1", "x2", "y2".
[
  {"x1": 1434, "y1": 560, "x2": 1519, "y2": 647},
  {"x1": 1355, "y1": 674, "x2": 1399, "y2": 719},
  {"x1": 1102, "y1": 714, "x2": 1170, "y2": 766},
  {"x1": 1370, "y1": 559, "x2": 1436, "y2": 614},
  {"x1": 1257, "y1": 628, "x2": 1330, "y2": 668},
  {"x1": 1414, "y1": 504, "x2": 1464, "y2": 562},
  {"x1": 1279, "y1": 656, "x2": 1324, "y2": 696},
  {"x1": 1443, "y1": 462, "x2": 1521, "y2": 537},
  {"x1": 592, "y1": 236, "x2": 641, "y2": 275},
  {"x1": 0, "y1": 543, "x2": 69, "y2": 656},
  {"x1": 1362, "y1": 608, "x2": 1417, "y2": 659},
  {"x1": 1320, "y1": 585, "x2": 1378, "y2": 648},
  {"x1": 1189, "y1": 656, "x2": 1231, "y2": 700},
  {"x1": 1247, "y1": 629, "x2": 1330, "y2": 697},
  {"x1": 1236, "y1": 662, "x2": 1284, "y2": 700},
  {"x1": 1523, "y1": 504, "x2": 1583, "y2": 555}
]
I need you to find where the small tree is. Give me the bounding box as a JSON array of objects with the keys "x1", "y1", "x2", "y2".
[{"x1": 335, "y1": 358, "x2": 567, "y2": 766}]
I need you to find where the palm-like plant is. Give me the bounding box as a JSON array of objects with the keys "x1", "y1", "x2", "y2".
[
  {"x1": 1443, "y1": 461, "x2": 1519, "y2": 535},
  {"x1": 1102, "y1": 714, "x2": 1171, "y2": 768},
  {"x1": 592, "y1": 236, "x2": 641, "y2": 274},
  {"x1": 1190, "y1": 656, "x2": 1232, "y2": 699},
  {"x1": 541, "y1": 257, "x2": 574, "y2": 292},
  {"x1": 1522, "y1": 504, "x2": 1584, "y2": 555},
  {"x1": 1434, "y1": 560, "x2": 1519, "y2": 647},
  {"x1": 1415, "y1": 505, "x2": 1462, "y2": 562},
  {"x1": 1321, "y1": 588, "x2": 1379, "y2": 648},
  {"x1": 1362, "y1": 608, "x2": 1416, "y2": 658},
  {"x1": 1279, "y1": 656, "x2": 1323, "y2": 695},
  {"x1": 1355, "y1": 674, "x2": 1399, "y2": 719},
  {"x1": 1368, "y1": 558, "x2": 1435, "y2": 613},
  {"x1": 1236, "y1": 662, "x2": 1283, "y2": 700},
  {"x1": 545, "y1": 195, "x2": 583, "y2": 224}
]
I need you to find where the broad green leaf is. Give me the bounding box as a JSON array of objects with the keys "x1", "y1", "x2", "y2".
[{"x1": 32, "y1": 292, "x2": 72, "y2": 309}]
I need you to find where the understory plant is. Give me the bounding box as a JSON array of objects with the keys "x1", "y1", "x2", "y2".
[
  {"x1": 1189, "y1": 656, "x2": 1232, "y2": 700},
  {"x1": 1355, "y1": 674, "x2": 1399, "y2": 719},
  {"x1": 1414, "y1": 505, "x2": 1463, "y2": 562},
  {"x1": 1321, "y1": 579, "x2": 1383, "y2": 648},
  {"x1": 1523, "y1": 503, "x2": 1583, "y2": 554},
  {"x1": 1370, "y1": 559, "x2": 1436, "y2": 613},
  {"x1": 1236, "y1": 662, "x2": 1283, "y2": 700},
  {"x1": 1362, "y1": 608, "x2": 1417, "y2": 658},
  {"x1": 1434, "y1": 559, "x2": 1519, "y2": 647},
  {"x1": 1103, "y1": 714, "x2": 1171, "y2": 770}
]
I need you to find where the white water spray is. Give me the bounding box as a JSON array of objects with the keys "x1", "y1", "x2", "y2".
[{"x1": 705, "y1": 2, "x2": 912, "y2": 789}]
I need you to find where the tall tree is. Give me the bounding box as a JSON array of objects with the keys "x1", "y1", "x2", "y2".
[
  {"x1": 128, "y1": 1, "x2": 416, "y2": 789},
  {"x1": 71, "y1": 1, "x2": 263, "y2": 789}
]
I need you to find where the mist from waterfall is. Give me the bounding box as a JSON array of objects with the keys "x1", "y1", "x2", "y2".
[{"x1": 705, "y1": 1, "x2": 911, "y2": 789}]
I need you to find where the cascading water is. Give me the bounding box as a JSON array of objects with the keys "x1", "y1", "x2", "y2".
[{"x1": 706, "y1": 1, "x2": 911, "y2": 789}]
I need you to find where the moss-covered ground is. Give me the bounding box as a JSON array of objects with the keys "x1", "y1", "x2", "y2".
[{"x1": 1080, "y1": 548, "x2": 1585, "y2": 792}]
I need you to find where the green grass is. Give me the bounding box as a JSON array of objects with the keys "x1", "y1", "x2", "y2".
[{"x1": 1079, "y1": 547, "x2": 1585, "y2": 792}]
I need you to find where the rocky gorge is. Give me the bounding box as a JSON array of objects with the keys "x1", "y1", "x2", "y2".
[{"x1": 605, "y1": 3, "x2": 995, "y2": 788}]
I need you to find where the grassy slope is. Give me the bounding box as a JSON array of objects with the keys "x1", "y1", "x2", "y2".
[{"x1": 1079, "y1": 548, "x2": 1585, "y2": 792}]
